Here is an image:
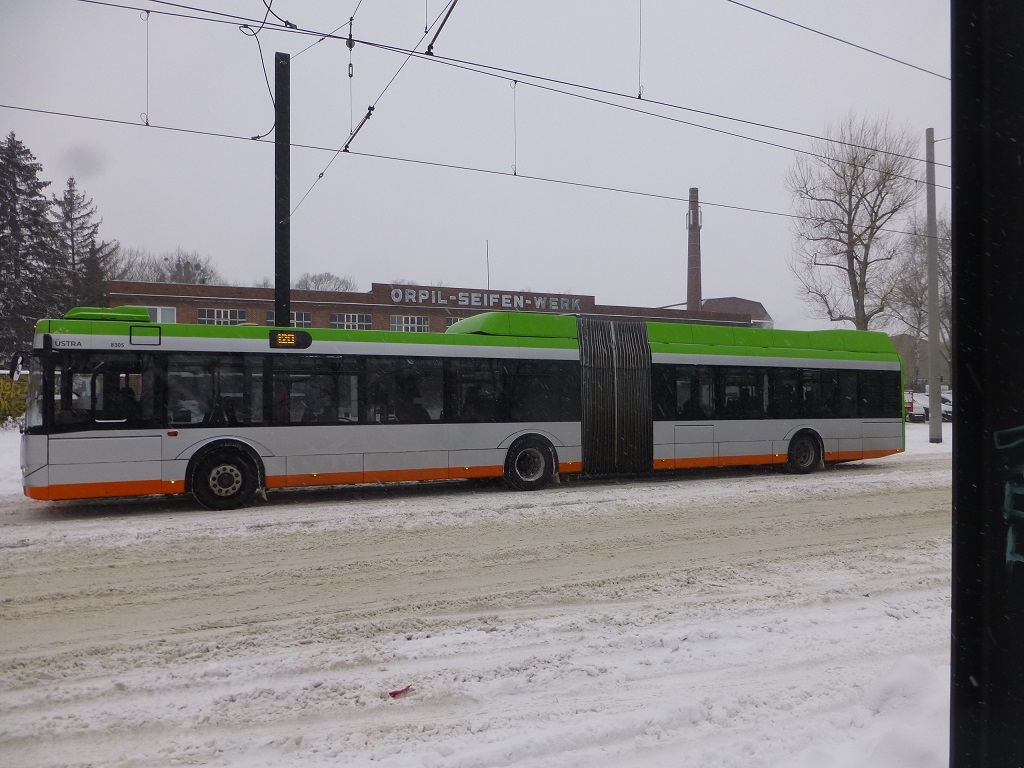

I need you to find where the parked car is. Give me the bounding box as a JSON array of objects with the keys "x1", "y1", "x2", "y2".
[{"x1": 907, "y1": 391, "x2": 952, "y2": 423}]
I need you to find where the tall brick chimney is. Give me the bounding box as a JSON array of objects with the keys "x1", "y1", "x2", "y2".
[{"x1": 686, "y1": 187, "x2": 702, "y2": 312}]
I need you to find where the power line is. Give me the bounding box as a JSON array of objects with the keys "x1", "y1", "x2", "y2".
[
  {"x1": 75, "y1": 0, "x2": 951, "y2": 172},
  {"x1": 363, "y1": 40, "x2": 951, "y2": 173},
  {"x1": 359, "y1": 43, "x2": 948, "y2": 190},
  {"x1": 292, "y1": 0, "x2": 459, "y2": 214},
  {"x1": 292, "y1": 0, "x2": 366, "y2": 59},
  {"x1": 721, "y1": 0, "x2": 950, "y2": 81},
  {"x1": 82, "y1": 0, "x2": 281, "y2": 28},
  {"x1": 0, "y1": 101, "x2": 948, "y2": 241}
]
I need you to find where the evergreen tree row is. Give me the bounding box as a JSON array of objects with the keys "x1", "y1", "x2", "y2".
[{"x1": 0, "y1": 131, "x2": 118, "y2": 361}]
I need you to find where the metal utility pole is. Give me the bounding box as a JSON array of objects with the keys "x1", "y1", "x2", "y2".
[
  {"x1": 925, "y1": 128, "x2": 941, "y2": 443},
  {"x1": 274, "y1": 52, "x2": 291, "y2": 328}
]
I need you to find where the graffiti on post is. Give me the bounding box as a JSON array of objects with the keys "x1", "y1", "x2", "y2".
[{"x1": 995, "y1": 425, "x2": 1024, "y2": 573}]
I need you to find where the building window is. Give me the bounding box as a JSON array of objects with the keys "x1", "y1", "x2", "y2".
[
  {"x1": 198, "y1": 308, "x2": 246, "y2": 325},
  {"x1": 445, "y1": 317, "x2": 461, "y2": 328},
  {"x1": 390, "y1": 315, "x2": 430, "y2": 333},
  {"x1": 129, "y1": 305, "x2": 177, "y2": 323},
  {"x1": 331, "y1": 313, "x2": 372, "y2": 330},
  {"x1": 266, "y1": 310, "x2": 312, "y2": 328}
]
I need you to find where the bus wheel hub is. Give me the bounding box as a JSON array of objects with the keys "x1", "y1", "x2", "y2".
[{"x1": 209, "y1": 465, "x2": 242, "y2": 496}]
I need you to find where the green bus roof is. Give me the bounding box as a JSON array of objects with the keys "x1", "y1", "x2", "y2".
[
  {"x1": 64, "y1": 306, "x2": 152, "y2": 322},
  {"x1": 38, "y1": 309, "x2": 898, "y2": 360}
]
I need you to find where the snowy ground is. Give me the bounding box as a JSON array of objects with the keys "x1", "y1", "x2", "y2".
[{"x1": 0, "y1": 425, "x2": 953, "y2": 768}]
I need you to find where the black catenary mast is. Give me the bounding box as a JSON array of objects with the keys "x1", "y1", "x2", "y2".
[
  {"x1": 274, "y1": 52, "x2": 291, "y2": 328},
  {"x1": 951, "y1": 0, "x2": 1024, "y2": 765}
]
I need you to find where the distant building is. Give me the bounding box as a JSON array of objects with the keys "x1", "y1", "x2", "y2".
[
  {"x1": 107, "y1": 281, "x2": 771, "y2": 331},
  {"x1": 699, "y1": 297, "x2": 774, "y2": 329}
]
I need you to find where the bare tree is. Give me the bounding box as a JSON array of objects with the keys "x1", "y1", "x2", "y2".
[
  {"x1": 389, "y1": 278, "x2": 451, "y2": 288},
  {"x1": 889, "y1": 211, "x2": 952, "y2": 375},
  {"x1": 293, "y1": 271, "x2": 358, "y2": 292},
  {"x1": 787, "y1": 114, "x2": 922, "y2": 330},
  {"x1": 109, "y1": 247, "x2": 222, "y2": 285},
  {"x1": 107, "y1": 246, "x2": 148, "y2": 281}
]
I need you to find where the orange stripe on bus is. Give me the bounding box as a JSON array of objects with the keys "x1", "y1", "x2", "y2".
[
  {"x1": 267, "y1": 466, "x2": 456, "y2": 488},
  {"x1": 25, "y1": 479, "x2": 186, "y2": 501},
  {"x1": 450, "y1": 465, "x2": 504, "y2": 480},
  {"x1": 266, "y1": 471, "x2": 363, "y2": 489},
  {"x1": 825, "y1": 448, "x2": 902, "y2": 462},
  {"x1": 25, "y1": 448, "x2": 904, "y2": 501}
]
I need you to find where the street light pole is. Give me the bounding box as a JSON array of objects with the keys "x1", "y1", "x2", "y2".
[{"x1": 925, "y1": 128, "x2": 942, "y2": 443}]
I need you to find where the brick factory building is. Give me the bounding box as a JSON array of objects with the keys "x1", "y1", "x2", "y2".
[{"x1": 107, "y1": 281, "x2": 772, "y2": 330}]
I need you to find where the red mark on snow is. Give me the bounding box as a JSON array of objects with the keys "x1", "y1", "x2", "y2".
[{"x1": 389, "y1": 685, "x2": 413, "y2": 698}]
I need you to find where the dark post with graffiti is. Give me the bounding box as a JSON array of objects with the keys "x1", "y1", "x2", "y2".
[{"x1": 951, "y1": 1, "x2": 1024, "y2": 765}]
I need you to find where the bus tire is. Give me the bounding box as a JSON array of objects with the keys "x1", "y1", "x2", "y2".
[
  {"x1": 504, "y1": 436, "x2": 555, "y2": 491},
  {"x1": 787, "y1": 431, "x2": 821, "y2": 475},
  {"x1": 192, "y1": 449, "x2": 259, "y2": 510}
]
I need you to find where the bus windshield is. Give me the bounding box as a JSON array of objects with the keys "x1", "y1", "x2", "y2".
[{"x1": 24, "y1": 354, "x2": 44, "y2": 431}]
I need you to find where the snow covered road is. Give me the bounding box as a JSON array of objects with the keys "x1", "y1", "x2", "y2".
[{"x1": 0, "y1": 426, "x2": 952, "y2": 767}]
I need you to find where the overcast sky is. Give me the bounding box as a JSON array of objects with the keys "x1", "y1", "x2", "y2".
[{"x1": 0, "y1": 0, "x2": 950, "y2": 330}]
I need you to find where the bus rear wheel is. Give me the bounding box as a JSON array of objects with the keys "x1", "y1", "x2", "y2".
[
  {"x1": 504, "y1": 436, "x2": 555, "y2": 491},
  {"x1": 192, "y1": 449, "x2": 259, "y2": 510},
  {"x1": 787, "y1": 432, "x2": 821, "y2": 475}
]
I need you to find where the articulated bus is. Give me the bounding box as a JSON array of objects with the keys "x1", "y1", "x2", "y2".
[{"x1": 15, "y1": 306, "x2": 904, "y2": 509}]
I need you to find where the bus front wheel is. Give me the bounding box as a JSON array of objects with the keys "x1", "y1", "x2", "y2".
[
  {"x1": 192, "y1": 449, "x2": 259, "y2": 510},
  {"x1": 787, "y1": 432, "x2": 821, "y2": 475},
  {"x1": 504, "y1": 436, "x2": 555, "y2": 491}
]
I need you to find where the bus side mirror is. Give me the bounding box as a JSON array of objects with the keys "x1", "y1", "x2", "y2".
[{"x1": 9, "y1": 353, "x2": 24, "y2": 381}]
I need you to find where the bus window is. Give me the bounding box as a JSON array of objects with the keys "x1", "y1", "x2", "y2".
[
  {"x1": 50, "y1": 352, "x2": 154, "y2": 430},
  {"x1": 450, "y1": 358, "x2": 503, "y2": 423},
  {"x1": 650, "y1": 364, "x2": 715, "y2": 421},
  {"x1": 859, "y1": 369, "x2": 902, "y2": 418},
  {"x1": 167, "y1": 353, "x2": 247, "y2": 427},
  {"x1": 24, "y1": 354, "x2": 44, "y2": 431},
  {"x1": 800, "y1": 369, "x2": 839, "y2": 419},
  {"x1": 651, "y1": 364, "x2": 675, "y2": 420},
  {"x1": 675, "y1": 365, "x2": 715, "y2": 420},
  {"x1": 272, "y1": 356, "x2": 338, "y2": 424},
  {"x1": 837, "y1": 370, "x2": 858, "y2": 418},
  {"x1": 365, "y1": 357, "x2": 442, "y2": 424},
  {"x1": 770, "y1": 368, "x2": 800, "y2": 419},
  {"x1": 506, "y1": 360, "x2": 581, "y2": 423},
  {"x1": 718, "y1": 367, "x2": 765, "y2": 419}
]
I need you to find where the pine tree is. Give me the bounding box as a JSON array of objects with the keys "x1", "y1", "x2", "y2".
[
  {"x1": 0, "y1": 132, "x2": 56, "y2": 361},
  {"x1": 51, "y1": 176, "x2": 119, "y2": 310}
]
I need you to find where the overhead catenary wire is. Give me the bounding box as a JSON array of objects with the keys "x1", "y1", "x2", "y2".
[
  {"x1": 356, "y1": 43, "x2": 947, "y2": 190},
  {"x1": 293, "y1": 0, "x2": 364, "y2": 59},
  {"x1": 637, "y1": 0, "x2": 643, "y2": 99},
  {"x1": 511, "y1": 80, "x2": 518, "y2": 175},
  {"x1": 140, "y1": 10, "x2": 150, "y2": 125},
  {"x1": 721, "y1": 0, "x2": 950, "y2": 81},
  {"x1": 424, "y1": 0, "x2": 460, "y2": 56},
  {"x1": 362, "y1": 40, "x2": 952, "y2": 174},
  {"x1": 291, "y1": 0, "x2": 459, "y2": 215},
  {"x1": 238, "y1": 20, "x2": 276, "y2": 139},
  {"x1": 0, "y1": 101, "x2": 949, "y2": 242},
  {"x1": 75, "y1": 0, "x2": 951, "y2": 172}
]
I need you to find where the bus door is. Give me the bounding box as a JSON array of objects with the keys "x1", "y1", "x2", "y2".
[
  {"x1": 669, "y1": 364, "x2": 717, "y2": 468},
  {"x1": 47, "y1": 352, "x2": 163, "y2": 498}
]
